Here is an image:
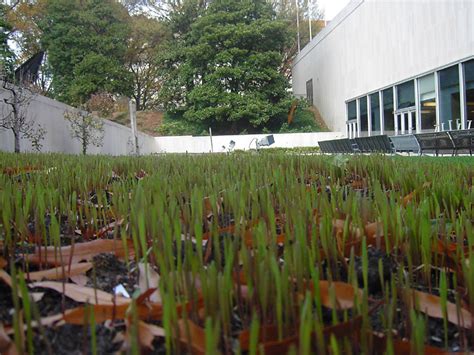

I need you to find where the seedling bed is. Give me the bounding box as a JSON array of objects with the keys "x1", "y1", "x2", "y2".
[{"x1": 0, "y1": 153, "x2": 473, "y2": 354}]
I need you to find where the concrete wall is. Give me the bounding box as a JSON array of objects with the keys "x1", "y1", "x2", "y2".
[
  {"x1": 0, "y1": 87, "x2": 156, "y2": 155},
  {"x1": 0, "y1": 87, "x2": 343, "y2": 155},
  {"x1": 292, "y1": 0, "x2": 474, "y2": 132},
  {"x1": 155, "y1": 132, "x2": 344, "y2": 153}
]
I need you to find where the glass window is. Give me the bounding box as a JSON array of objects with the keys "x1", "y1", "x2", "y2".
[
  {"x1": 418, "y1": 74, "x2": 437, "y2": 132},
  {"x1": 347, "y1": 100, "x2": 357, "y2": 121},
  {"x1": 370, "y1": 93, "x2": 380, "y2": 135},
  {"x1": 464, "y1": 60, "x2": 474, "y2": 128},
  {"x1": 397, "y1": 80, "x2": 415, "y2": 109},
  {"x1": 439, "y1": 65, "x2": 461, "y2": 130},
  {"x1": 382, "y1": 88, "x2": 394, "y2": 132},
  {"x1": 306, "y1": 79, "x2": 313, "y2": 106},
  {"x1": 359, "y1": 96, "x2": 368, "y2": 134}
]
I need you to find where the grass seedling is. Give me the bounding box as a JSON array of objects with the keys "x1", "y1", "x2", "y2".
[
  {"x1": 439, "y1": 269, "x2": 449, "y2": 348},
  {"x1": 17, "y1": 271, "x2": 33, "y2": 355}
]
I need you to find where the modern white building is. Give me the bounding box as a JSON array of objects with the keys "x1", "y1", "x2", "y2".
[{"x1": 292, "y1": 0, "x2": 474, "y2": 138}]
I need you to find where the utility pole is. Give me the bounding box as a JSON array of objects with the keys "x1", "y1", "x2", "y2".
[
  {"x1": 296, "y1": 0, "x2": 301, "y2": 53},
  {"x1": 129, "y1": 99, "x2": 139, "y2": 156},
  {"x1": 308, "y1": 0, "x2": 313, "y2": 40},
  {"x1": 209, "y1": 127, "x2": 214, "y2": 153}
]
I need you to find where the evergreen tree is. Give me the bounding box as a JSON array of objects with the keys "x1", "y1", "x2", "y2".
[
  {"x1": 40, "y1": 0, "x2": 132, "y2": 104},
  {"x1": 0, "y1": 4, "x2": 15, "y2": 77},
  {"x1": 160, "y1": 0, "x2": 292, "y2": 134}
]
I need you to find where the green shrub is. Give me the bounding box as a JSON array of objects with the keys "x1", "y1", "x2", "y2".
[
  {"x1": 157, "y1": 113, "x2": 208, "y2": 136},
  {"x1": 279, "y1": 100, "x2": 322, "y2": 133}
]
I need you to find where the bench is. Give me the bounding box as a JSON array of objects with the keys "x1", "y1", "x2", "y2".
[
  {"x1": 318, "y1": 140, "x2": 334, "y2": 153},
  {"x1": 318, "y1": 139, "x2": 356, "y2": 154},
  {"x1": 354, "y1": 135, "x2": 394, "y2": 153},
  {"x1": 414, "y1": 132, "x2": 454, "y2": 156},
  {"x1": 389, "y1": 135, "x2": 420, "y2": 154},
  {"x1": 448, "y1": 129, "x2": 474, "y2": 156}
]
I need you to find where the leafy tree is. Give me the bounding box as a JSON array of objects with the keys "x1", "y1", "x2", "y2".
[
  {"x1": 86, "y1": 92, "x2": 115, "y2": 118},
  {"x1": 0, "y1": 4, "x2": 15, "y2": 77},
  {"x1": 40, "y1": 0, "x2": 132, "y2": 105},
  {"x1": 4, "y1": 0, "x2": 47, "y2": 61},
  {"x1": 160, "y1": 0, "x2": 292, "y2": 134},
  {"x1": 122, "y1": 0, "x2": 209, "y2": 25},
  {"x1": 125, "y1": 15, "x2": 170, "y2": 111},
  {"x1": 270, "y1": 0, "x2": 324, "y2": 79}
]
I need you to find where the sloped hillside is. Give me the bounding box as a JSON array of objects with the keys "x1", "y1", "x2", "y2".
[{"x1": 110, "y1": 111, "x2": 164, "y2": 136}]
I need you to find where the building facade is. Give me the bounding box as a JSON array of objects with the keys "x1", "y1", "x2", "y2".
[{"x1": 292, "y1": 0, "x2": 474, "y2": 137}]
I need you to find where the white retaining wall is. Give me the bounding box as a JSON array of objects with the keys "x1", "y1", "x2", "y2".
[
  {"x1": 0, "y1": 87, "x2": 156, "y2": 155},
  {"x1": 0, "y1": 87, "x2": 343, "y2": 155},
  {"x1": 154, "y1": 132, "x2": 344, "y2": 153}
]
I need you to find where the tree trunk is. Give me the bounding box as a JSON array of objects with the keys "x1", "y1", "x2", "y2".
[
  {"x1": 14, "y1": 131, "x2": 20, "y2": 153},
  {"x1": 82, "y1": 122, "x2": 87, "y2": 155},
  {"x1": 136, "y1": 97, "x2": 141, "y2": 112},
  {"x1": 13, "y1": 92, "x2": 21, "y2": 153}
]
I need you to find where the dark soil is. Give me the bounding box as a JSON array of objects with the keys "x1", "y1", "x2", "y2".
[
  {"x1": 150, "y1": 337, "x2": 168, "y2": 355},
  {"x1": 86, "y1": 253, "x2": 137, "y2": 295},
  {"x1": 203, "y1": 233, "x2": 240, "y2": 267},
  {"x1": 354, "y1": 247, "x2": 395, "y2": 294},
  {"x1": 426, "y1": 316, "x2": 472, "y2": 352},
  {"x1": 27, "y1": 214, "x2": 78, "y2": 246},
  {"x1": 34, "y1": 288, "x2": 81, "y2": 317},
  {"x1": 0, "y1": 281, "x2": 14, "y2": 324},
  {"x1": 32, "y1": 324, "x2": 122, "y2": 355}
]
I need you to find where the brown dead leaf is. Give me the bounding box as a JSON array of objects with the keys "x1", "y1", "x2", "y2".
[
  {"x1": 27, "y1": 239, "x2": 134, "y2": 266},
  {"x1": 69, "y1": 274, "x2": 89, "y2": 287},
  {"x1": 239, "y1": 323, "x2": 297, "y2": 351},
  {"x1": 0, "y1": 324, "x2": 12, "y2": 353},
  {"x1": 30, "y1": 281, "x2": 130, "y2": 306},
  {"x1": 334, "y1": 220, "x2": 387, "y2": 256},
  {"x1": 0, "y1": 269, "x2": 12, "y2": 288},
  {"x1": 95, "y1": 219, "x2": 124, "y2": 238},
  {"x1": 4, "y1": 313, "x2": 66, "y2": 333},
  {"x1": 406, "y1": 289, "x2": 472, "y2": 329},
  {"x1": 372, "y1": 331, "x2": 449, "y2": 354},
  {"x1": 402, "y1": 182, "x2": 432, "y2": 207},
  {"x1": 239, "y1": 303, "x2": 379, "y2": 353},
  {"x1": 0, "y1": 270, "x2": 43, "y2": 302},
  {"x1": 316, "y1": 281, "x2": 362, "y2": 310},
  {"x1": 203, "y1": 197, "x2": 213, "y2": 218},
  {"x1": 64, "y1": 295, "x2": 203, "y2": 325},
  {"x1": 0, "y1": 257, "x2": 7, "y2": 269},
  {"x1": 177, "y1": 319, "x2": 206, "y2": 355},
  {"x1": 322, "y1": 313, "x2": 362, "y2": 338},
  {"x1": 2, "y1": 166, "x2": 40, "y2": 176},
  {"x1": 27, "y1": 263, "x2": 93, "y2": 281},
  {"x1": 260, "y1": 335, "x2": 299, "y2": 354},
  {"x1": 138, "y1": 321, "x2": 165, "y2": 349},
  {"x1": 138, "y1": 263, "x2": 161, "y2": 303},
  {"x1": 135, "y1": 169, "x2": 148, "y2": 180},
  {"x1": 64, "y1": 304, "x2": 130, "y2": 325},
  {"x1": 402, "y1": 191, "x2": 415, "y2": 207}
]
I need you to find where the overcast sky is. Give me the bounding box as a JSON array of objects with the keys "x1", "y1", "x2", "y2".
[{"x1": 318, "y1": 0, "x2": 351, "y2": 20}]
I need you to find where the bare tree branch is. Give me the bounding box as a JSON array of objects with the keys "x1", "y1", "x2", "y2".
[
  {"x1": 0, "y1": 71, "x2": 46, "y2": 152},
  {"x1": 64, "y1": 108, "x2": 104, "y2": 155}
]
